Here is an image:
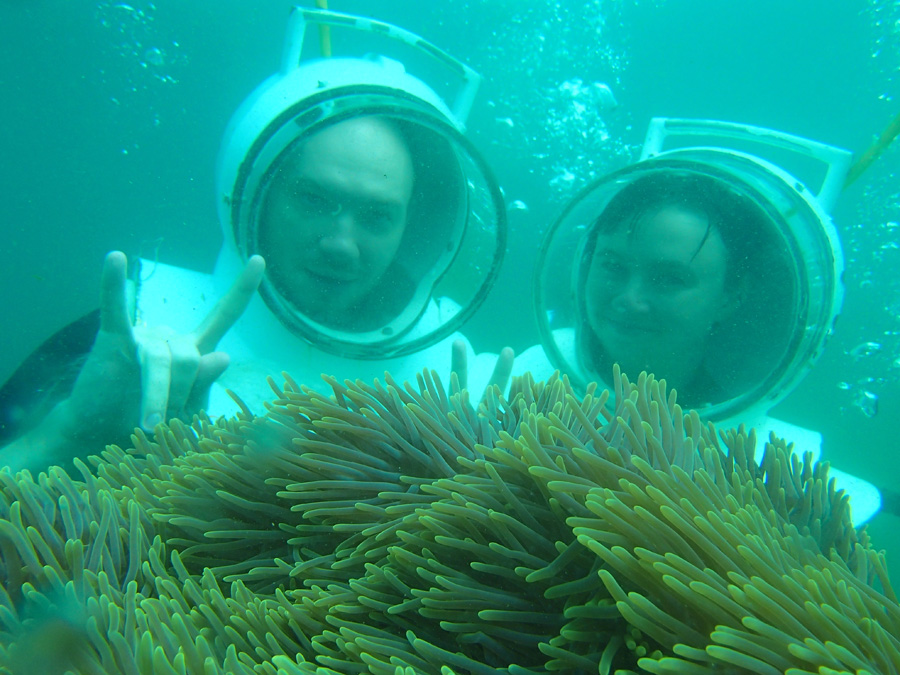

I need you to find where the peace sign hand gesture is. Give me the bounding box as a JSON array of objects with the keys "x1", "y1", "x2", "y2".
[{"x1": 2, "y1": 251, "x2": 265, "y2": 471}]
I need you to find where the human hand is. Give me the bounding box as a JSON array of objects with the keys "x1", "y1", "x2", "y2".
[
  {"x1": 450, "y1": 338, "x2": 514, "y2": 401},
  {"x1": 53, "y1": 251, "x2": 265, "y2": 448}
]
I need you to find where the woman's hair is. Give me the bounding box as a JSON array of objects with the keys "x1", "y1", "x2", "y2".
[{"x1": 584, "y1": 170, "x2": 773, "y2": 294}]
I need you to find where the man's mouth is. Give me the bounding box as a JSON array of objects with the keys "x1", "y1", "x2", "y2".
[{"x1": 305, "y1": 268, "x2": 357, "y2": 284}]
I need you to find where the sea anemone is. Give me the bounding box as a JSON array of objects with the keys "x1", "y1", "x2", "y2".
[{"x1": 0, "y1": 368, "x2": 896, "y2": 674}]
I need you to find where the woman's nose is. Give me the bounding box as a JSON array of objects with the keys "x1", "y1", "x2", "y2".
[{"x1": 612, "y1": 277, "x2": 651, "y2": 312}]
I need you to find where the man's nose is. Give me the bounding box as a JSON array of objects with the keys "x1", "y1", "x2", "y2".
[{"x1": 318, "y1": 212, "x2": 359, "y2": 261}]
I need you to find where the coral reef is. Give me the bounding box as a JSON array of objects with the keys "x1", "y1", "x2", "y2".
[{"x1": 0, "y1": 369, "x2": 897, "y2": 674}]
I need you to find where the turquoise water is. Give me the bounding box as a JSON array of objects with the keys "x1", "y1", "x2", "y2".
[{"x1": 1, "y1": 0, "x2": 898, "y2": 589}]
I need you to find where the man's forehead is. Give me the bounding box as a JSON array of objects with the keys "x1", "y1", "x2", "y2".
[
  {"x1": 297, "y1": 117, "x2": 409, "y2": 160},
  {"x1": 280, "y1": 120, "x2": 414, "y2": 199},
  {"x1": 287, "y1": 163, "x2": 410, "y2": 207}
]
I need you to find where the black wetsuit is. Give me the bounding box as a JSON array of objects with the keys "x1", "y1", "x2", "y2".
[{"x1": 0, "y1": 309, "x2": 99, "y2": 446}]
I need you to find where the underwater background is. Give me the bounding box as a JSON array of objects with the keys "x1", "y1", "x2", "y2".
[{"x1": 1, "y1": 0, "x2": 898, "y2": 586}]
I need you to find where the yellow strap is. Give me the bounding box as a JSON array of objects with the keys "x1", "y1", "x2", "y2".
[
  {"x1": 844, "y1": 110, "x2": 900, "y2": 189},
  {"x1": 315, "y1": 0, "x2": 332, "y2": 57}
]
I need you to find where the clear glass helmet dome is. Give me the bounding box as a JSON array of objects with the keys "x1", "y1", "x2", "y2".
[
  {"x1": 216, "y1": 7, "x2": 506, "y2": 359},
  {"x1": 535, "y1": 118, "x2": 850, "y2": 421}
]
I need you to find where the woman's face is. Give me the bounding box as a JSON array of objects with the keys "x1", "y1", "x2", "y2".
[{"x1": 584, "y1": 205, "x2": 736, "y2": 387}]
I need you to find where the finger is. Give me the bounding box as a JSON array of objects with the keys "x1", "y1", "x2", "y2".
[
  {"x1": 194, "y1": 255, "x2": 266, "y2": 354},
  {"x1": 487, "y1": 347, "x2": 515, "y2": 393},
  {"x1": 99, "y1": 251, "x2": 133, "y2": 336},
  {"x1": 185, "y1": 352, "x2": 231, "y2": 415},
  {"x1": 164, "y1": 335, "x2": 202, "y2": 416},
  {"x1": 450, "y1": 339, "x2": 467, "y2": 392},
  {"x1": 138, "y1": 337, "x2": 172, "y2": 430}
]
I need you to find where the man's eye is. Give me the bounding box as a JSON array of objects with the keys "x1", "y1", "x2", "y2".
[
  {"x1": 359, "y1": 208, "x2": 394, "y2": 230},
  {"x1": 295, "y1": 190, "x2": 329, "y2": 211}
]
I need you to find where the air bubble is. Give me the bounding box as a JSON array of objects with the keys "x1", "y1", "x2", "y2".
[
  {"x1": 849, "y1": 341, "x2": 882, "y2": 360},
  {"x1": 853, "y1": 389, "x2": 879, "y2": 418},
  {"x1": 143, "y1": 46, "x2": 164, "y2": 67},
  {"x1": 508, "y1": 200, "x2": 529, "y2": 212}
]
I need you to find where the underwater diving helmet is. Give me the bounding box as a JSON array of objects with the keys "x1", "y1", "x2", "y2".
[
  {"x1": 216, "y1": 7, "x2": 505, "y2": 358},
  {"x1": 536, "y1": 118, "x2": 850, "y2": 422}
]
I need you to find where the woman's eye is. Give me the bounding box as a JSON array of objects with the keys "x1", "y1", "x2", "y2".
[
  {"x1": 652, "y1": 272, "x2": 689, "y2": 289},
  {"x1": 597, "y1": 258, "x2": 625, "y2": 276}
]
